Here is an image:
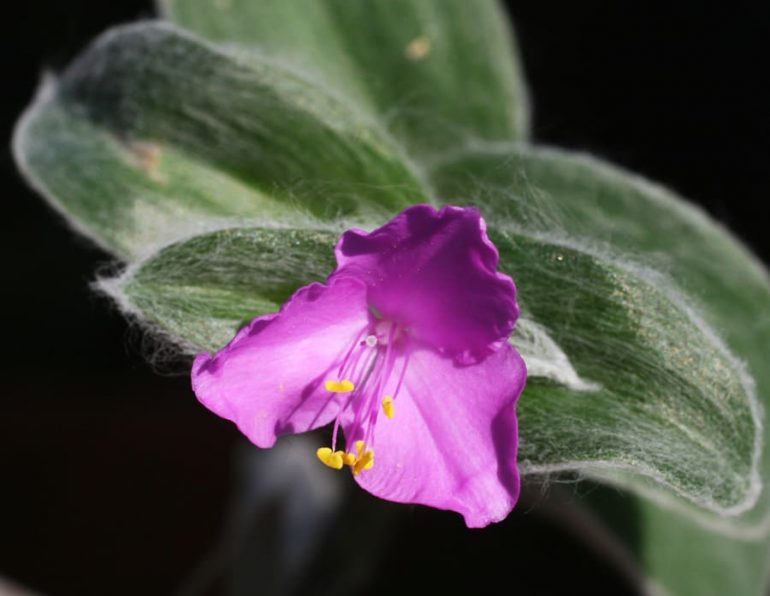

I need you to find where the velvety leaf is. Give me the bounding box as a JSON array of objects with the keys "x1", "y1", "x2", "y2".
[
  {"x1": 510, "y1": 317, "x2": 599, "y2": 392},
  {"x1": 102, "y1": 224, "x2": 759, "y2": 524},
  {"x1": 109, "y1": 227, "x2": 337, "y2": 352},
  {"x1": 431, "y1": 144, "x2": 770, "y2": 595},
  {"x1": 492, "y1": 231, "x2": 760, "y2": 517},
  {"x1": 158, "y1": 0, "x2": 530, "y2": 157},
  {"x1": 13, "y1": 23, "x2": 427, "y2": 259}
]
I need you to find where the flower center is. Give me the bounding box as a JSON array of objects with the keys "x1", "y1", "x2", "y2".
[{"x1": 315, "y1": 319, "x2": 409, "y2": 474}]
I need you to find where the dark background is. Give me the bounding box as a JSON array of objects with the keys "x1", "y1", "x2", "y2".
[{"x1": 2, "y1": 1, "x2": 769, "y2": 594}]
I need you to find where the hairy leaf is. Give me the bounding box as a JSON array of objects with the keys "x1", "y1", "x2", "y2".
[
  {"x1": 158, "y1": 0, "x2": 529, "y2": 157},
  {"x1": 13, "y1": 23, "x2": 427, "y2": 259},
  {"x1": 110, "y1": 227, "x2": 337, "y2": 351}
]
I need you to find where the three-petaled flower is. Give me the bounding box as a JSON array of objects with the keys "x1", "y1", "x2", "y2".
[{"x1": 192, "y1": 205, "x2": 526, "y2": 527}]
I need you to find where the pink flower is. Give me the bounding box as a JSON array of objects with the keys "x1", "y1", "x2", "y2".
[{"x1": 192, "y1": 205, "x2": 526, "y2": 527}]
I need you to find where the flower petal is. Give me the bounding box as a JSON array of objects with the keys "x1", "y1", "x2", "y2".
[
  {"x1": 192, "y1": 277, "x2": 369, "y2": 447},
  {"x1": 334, "y1": 205, "x2": 518, "y2": 363},
  {"x1": 347, "y1": 345, "x2": 526, "y2": 528}
]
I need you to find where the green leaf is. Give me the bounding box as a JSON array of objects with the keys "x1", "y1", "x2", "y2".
[
  {"x1": 430, "y1": 143, "x2": 770, "y2": 595},
  {"x1": 13, "y1": 23, "x2": 428, "y2": 260},
  {"x1": 510, "y1": 317, "x2": 599, "y2": 392},
  {"x1": 103, "y1": 224, "x2": 759, "y2": 523},
  {"x1": 158, "y1": 0, "x2": 530, "y2": 157},
  {"x1": 494, "y1": 230, "x2": 759, "y2": 517},
  {"x1": 111, "y1": 227, "x2": 337, "y2": 351}
]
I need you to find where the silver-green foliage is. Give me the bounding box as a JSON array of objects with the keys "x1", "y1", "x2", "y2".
[
  {"x1": 158, "y1": 0, "x2": 529, "y2": 158},
  {"x1": 15, "y1": 24, "x2": 425, "y2": 260},
  {"x1": 12, "y1": 2, "x2": 770, "y2": 594}
]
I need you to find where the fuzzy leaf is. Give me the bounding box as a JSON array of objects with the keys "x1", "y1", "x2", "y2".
[
  {"x1": 103, "y1": 224, "x2": 759, "y2": 524},
  {"x1": 13, "y1": 23, "x2": 428, "y2": 260},
  {"x1": 431, "y1": 144, "x2": 770, "y2": 595},
  {"x1": 109, "y1": 227, "x2": 337, "y2": 352},
  {"x1": 510, "y1": 318, "x2": 598, "y2": 392},
  {"x1": 158, "y1": 0, "x2": 530, "y2": 157},
  {"x1": 493, "y1": 230, "x2": 758, "y2": 518}
]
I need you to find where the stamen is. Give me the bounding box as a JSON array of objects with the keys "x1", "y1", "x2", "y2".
[
  {"x1": 316, "y1": 447, "x2": 345, "y2": 470},
  {"x1": 382, "y1": 396, "x2": 395, "y2": 419},
  {"x1": 343, "y1": 347, "x2": 385, "y2": 445},
  {"x1": 324, "y1": 379, "x2": 355, "y2": 393},
  {"x1": 359, "y1": 324, "x2": 398, "y2": 449},
  {"x1": 336, "y1": 327, "x2": 368, "y2": 377},
  {"x1": 353, "y1": 448, "x2": 375, "y2": 475},
  {"x1": 347, "y1": 440, "x2": 375, "y2": 474},
  {"x1": 313, "y1": 322, "x2": 409, "y2": 475},
  {"x1": 331, "y1": 336, "x2": 380, "y2": 450}
]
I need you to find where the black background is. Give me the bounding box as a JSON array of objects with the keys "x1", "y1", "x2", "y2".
[{"x1": 2, "y1": 1, "x2": 768, "y2": 594}]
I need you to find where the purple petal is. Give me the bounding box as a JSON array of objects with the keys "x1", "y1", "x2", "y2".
[
  {"x1": 347, "y1": 344, "x2": 526, "y2": 528},
  {"x1": 192, "y1": 277, "x2": 370, "y2": 447},
  {"x1": 333, "y1": 205, "x2": 518, "y2": 363}
]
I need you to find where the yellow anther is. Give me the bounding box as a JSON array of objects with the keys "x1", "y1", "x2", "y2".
[
  {"x1": 316, "y1": 447, "x2": 333, "y2": 465},
  {"x1": 332, "y1": 450, "x2": 347, "y2": 468},
  {"x1": 316, "y1": 447, "x2": 344, "y2": 470},
  {"x1": 354, "y1": 440, "x2": 366, "y2": 455},
  {"x1": 324, "y1": 379, "x2": 355, "y2": 393},
  {"x1": 342, "y1": 452, "x2": 357, "y2": 466},
  {"x1": 382, "y1": 396, "x2": 395, "y2": 419},
  {"x1": 353, "y1": 449, "x2": 375, "y2": 476}
]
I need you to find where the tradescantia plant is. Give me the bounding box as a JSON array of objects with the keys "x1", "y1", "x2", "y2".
[{"x1": 12, "y1": 0, "x2": 770, "y2": 594}]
